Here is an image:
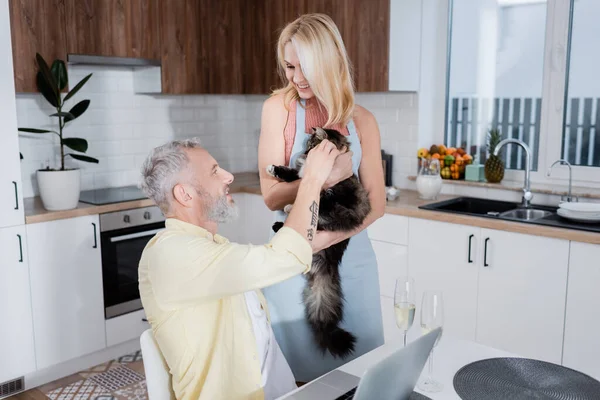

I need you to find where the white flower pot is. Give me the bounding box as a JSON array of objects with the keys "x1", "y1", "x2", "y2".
[{"x1": 37, "y1": 169, "x2": 81, "y2": 211}]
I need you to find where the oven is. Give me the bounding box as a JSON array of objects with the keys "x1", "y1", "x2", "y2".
[{"x1": 100, "y1": 205, "x2": 165, "y2": 319}]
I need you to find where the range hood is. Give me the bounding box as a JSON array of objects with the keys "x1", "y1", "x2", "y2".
[
  {"x1": 67, "y1": 54, "x2": 160, "y2": 67},
  {"x1": 66, "y1": 54, "x2": 162, "y2": 94}
]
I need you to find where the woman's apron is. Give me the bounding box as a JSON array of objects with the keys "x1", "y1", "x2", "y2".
[{"x1": 262, "y1": 99, "x2": 385, "y2": 382}]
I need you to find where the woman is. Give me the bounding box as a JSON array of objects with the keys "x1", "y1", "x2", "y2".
[{"x1": 257, "y1": 13, "x2": 386, "y2": 382}]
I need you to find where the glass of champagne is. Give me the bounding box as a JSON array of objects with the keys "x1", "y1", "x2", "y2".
[
  {"x1": 418, "y1": 290, "x2": 444, "y2": 393},
  {"x1": 394, "y1": 277, "x2": 416, "y2": 347}
]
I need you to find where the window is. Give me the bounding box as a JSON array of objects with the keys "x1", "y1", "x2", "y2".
[
  {"x1": 562, "y1": 0, "x2": 600, "y2": 167},
  {"x1": 445, "y1": 0, "x2": 548, "y2": 171},
  {"x1": 442, "y1": 0, "x2": 600, "y2": 184}
]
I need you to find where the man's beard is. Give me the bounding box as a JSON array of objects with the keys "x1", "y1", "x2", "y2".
[{"x1": 200, "y1": 191, "x2": 239, "y2": 223}]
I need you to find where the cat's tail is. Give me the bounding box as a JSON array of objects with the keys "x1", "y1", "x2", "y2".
[
  {"x1": 312, "y1": 323, "x2": 357, "y2": 359},
  {"x1": 303, "y1": 269, "x2": 356, "y2": 359}
]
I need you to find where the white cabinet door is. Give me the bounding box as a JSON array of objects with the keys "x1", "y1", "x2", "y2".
[
  {"x1": 368, "y1": 214, "x2": 409, "y2": 245},
  {"x1": 389, "y1": 0, "x2": 422, "y2": 91},
  {"x1": 476, "y1": 229, "x2": 569, "y2": 364},
  {"x1": 0, "y1": 225, "x2": 36, "y2": 382},
  {"x1": 408, "y1": 218, "x2": 480, "y2": 341},
  {"x1": 372, "y1": 239, "x2": 408, "y2": 344},
  {"x1": 26, "y1": 215, "x2": 106, "y2": 370},
  {"x1": 563, "y1": 241, "x2": 600, "y2": 379},
  {"x1": 0, "y1": 0, "x2": 24, "y2": 228}
]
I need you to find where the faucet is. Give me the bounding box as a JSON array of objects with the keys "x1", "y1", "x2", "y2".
[
  {"x1": 547, "y1": 159, "x2": 576, "y2": 203},
  {"x1": 494, "y1": 138, "x2": 533, "y2": 208}
]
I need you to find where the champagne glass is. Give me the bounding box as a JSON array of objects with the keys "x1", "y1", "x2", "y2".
[
  {"x1": 418, "y1": 290, "x2": 444, "y2": 393},
  {"x1": 394, "y1": 277, "x2": 416, "y2": 347}
]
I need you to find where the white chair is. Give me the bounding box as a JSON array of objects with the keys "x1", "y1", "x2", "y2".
[{"x1": 140, "y1": 329, "x2": 175, "y2": 400}]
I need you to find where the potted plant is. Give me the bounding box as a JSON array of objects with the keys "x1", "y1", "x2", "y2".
[{"x1": 18, "y1": 53, "x2": 98, "y2": 211}]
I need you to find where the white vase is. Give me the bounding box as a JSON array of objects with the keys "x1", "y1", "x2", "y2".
[{"x1": 37, "y1": 169, "x2": 81, "y2": 211}]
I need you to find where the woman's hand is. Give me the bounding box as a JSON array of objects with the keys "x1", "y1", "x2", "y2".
[{"x1": 323, "y1": 150, "x2": 353, "y2": 189}]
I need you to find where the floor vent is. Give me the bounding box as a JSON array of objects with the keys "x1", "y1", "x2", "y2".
[{"x1": 0, "y1": 376, "x2": 24, "y2": 398}]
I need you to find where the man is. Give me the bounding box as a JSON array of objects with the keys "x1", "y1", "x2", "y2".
[{"x1": 138, "y1": 137, "x2": 348, "y2": 400}]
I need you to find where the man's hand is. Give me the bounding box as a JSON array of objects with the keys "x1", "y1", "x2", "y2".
[
  {"x1": 302, "y1": 139, "x2": 341, "y2": 187},
  {"x1": 323, "y1": 150, "x2": 353, "y2": 189}
]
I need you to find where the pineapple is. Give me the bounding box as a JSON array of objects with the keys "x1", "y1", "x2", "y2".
[{"x1": 484, "y1": 129, "x2": 505, "y2": 183}]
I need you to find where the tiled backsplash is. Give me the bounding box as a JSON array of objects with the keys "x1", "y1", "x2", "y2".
[{"x1": 16, "y1": 65, "x2": 417, "y2": 198}]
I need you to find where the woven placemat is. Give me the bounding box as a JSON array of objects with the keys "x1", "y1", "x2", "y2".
[{"x1": 453, "y1": 357, "x2": 600, "y2": 399}]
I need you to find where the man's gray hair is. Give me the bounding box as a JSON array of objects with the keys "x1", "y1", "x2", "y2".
[{"x1": 140, "y1": 138, "x2": 202, "y2": 213}]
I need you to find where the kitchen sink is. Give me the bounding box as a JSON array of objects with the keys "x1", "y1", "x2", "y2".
[
  {"x1": 421, "y1": 197, "x2": 519, "y2": 217},
  {"x1": 419, "y1": 196, "x2": 600, "y2": 234},
  {"x1": 499, "y1": 208, "x2": 554, "y2": 221}
]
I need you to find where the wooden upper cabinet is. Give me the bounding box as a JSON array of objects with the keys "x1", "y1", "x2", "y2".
[
  {"x1": 240, "y1": 0, "x2": 390, "y2": 94},
  {"x1": 9, "y1": 0, "x2": 68, "y2": 93},
  {"x1": 160, "y1": 0, "x2": 243, "y2": 94},
  {"x1": 65, "y1": 0, "x2": 160, "y2": 60},
  {"x1": 301, "y1": 0, "x2": 390, "y2": 92}
]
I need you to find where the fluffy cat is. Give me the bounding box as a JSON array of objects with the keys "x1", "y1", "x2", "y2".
[{"x1": 266, "y1": 127, "x2": 371, "y2": 358}]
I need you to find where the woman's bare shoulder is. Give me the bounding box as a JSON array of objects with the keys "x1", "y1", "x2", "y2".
[
  {"x1": 263, "y1": 93, "x2": 288, "y2": 114},
  {"x1": 354, "y1": 104, "x2": 375, "y2": 122}
]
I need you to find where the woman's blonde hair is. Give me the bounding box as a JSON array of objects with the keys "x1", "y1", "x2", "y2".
[{"x1": 273, "y1": 13, "x2": 355, "y2": 128}]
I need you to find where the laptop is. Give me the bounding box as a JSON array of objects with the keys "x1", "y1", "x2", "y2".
[{"x1": 283, "y1": 327, "x2": 442, "y2": 400}]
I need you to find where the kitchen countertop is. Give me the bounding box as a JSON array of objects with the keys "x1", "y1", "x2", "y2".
[
  {"x1": 25, "y1": 172, "x2": 600, "y2": 245},
  {"x1": 24, "y1": 172, "x2": 262, "y2": 224}
]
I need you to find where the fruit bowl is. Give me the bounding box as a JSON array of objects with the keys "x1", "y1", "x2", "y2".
[{"x1": 417, "y1": 144, "x2": 473, "y2": 180}]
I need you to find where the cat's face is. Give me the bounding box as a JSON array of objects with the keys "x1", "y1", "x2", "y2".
[{"x1": 306, "y1": 127, "x2": 351, "y2": 153}]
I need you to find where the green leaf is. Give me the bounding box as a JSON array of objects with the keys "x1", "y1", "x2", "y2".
[
  {"x1": 35, "y1": 53, "x2": 60, "y2": 105},
  {"x1": 36, "y1": 71, "x2": 59, "y2": 107},
  {"x1": 64, "y1": 100, "x2": 90, "y2": 122},
  {"x1": 67, "y1": 153, "x2": 99, "y2": 163},
  {"x1": 50, "y1": 111, "x2": 75, "y2": 119},
  {"x1": 64, "y1": 73, "x2": 92, "y2": 102},
  {"x1": 63, "y1": 138, "x2": 88, "y2": 152},
  {"x1": 51, "y1": 59, "x2": 68, "y2": 91},
  {"x1": 18, "y1": 128, "x2": 56, "y2": 134}
]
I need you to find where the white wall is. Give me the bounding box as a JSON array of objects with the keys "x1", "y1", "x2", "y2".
[{"x1": 17, "y1": 66, "x2": 418, "y2": 198}]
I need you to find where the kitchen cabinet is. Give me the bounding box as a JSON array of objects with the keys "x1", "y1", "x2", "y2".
[
  {"x1": 159, "y1": 0, "x2": 243, "y2": 94},
  {"x1": 388, "y1": 0, "x2": 422, "y2": 91},
  {"x1": 407, "y1": 217, "x2": 570, "y2": 364},
  {"x1": 562, "y1": 241, "x2": 600, "y2": 380},
  {"x1": 475, "y1": 228, "x2": 569, "y2": 364},
  {"x1": 408, "y1": 218, "x2": 480, "y2": 341},
  {"x1": 8, "y1": 0, "x2": 67, "y2": 93},
  {"x1": 0, "y1": 225, "x2": 36, "y2": 383},
  {"x1": 65, "y1": 0, "x2": 160, "y2": 60},
  {"x1": 26, "y1": 215, "x2": 106, "y2": 370},
  {"x1": 242, "y1": 0, "x2": 390, "y2": 94},
  {"x1": 1, "y1": 0, "x2": 24, "y2": 228},
  {"x1": 368, "y1": 214, "x2": 409, "y2": 343}
]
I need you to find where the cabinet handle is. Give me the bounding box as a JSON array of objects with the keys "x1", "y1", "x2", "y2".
[
  {"x1": 12, "y1": 181, "x2": 19, "y2": 210},
  {"x1": 142, "y1": 318, "x2": 148, "y2": 322},
  {"x1": 484, "y1": 238, "x2": 490, "y2": 267},
  {"x1": 17, "y1": 234, "x2": 23, "y2": 262},
  {"x1": 468, "y1": 234, "x2": 474, "y2": 263},
  {"x1": 92, "y1": 222, "x2": 98, "y2": 248}
]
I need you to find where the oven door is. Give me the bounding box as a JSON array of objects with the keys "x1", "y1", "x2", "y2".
[{"x1": 101, "y1": 221, "x2": 164, "y2": 319}]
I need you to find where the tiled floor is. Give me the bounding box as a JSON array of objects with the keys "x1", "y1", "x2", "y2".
[{"x1": 8, "y1": 351, "x2": 147, "y2": 400}]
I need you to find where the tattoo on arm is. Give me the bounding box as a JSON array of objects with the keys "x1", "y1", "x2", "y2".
[
  {"x1": 307, "y1": 201, "x2": 319, "y2": 241},
  {"x1": 309, "y1": 201, "x2": 318, "y2": 227}
]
